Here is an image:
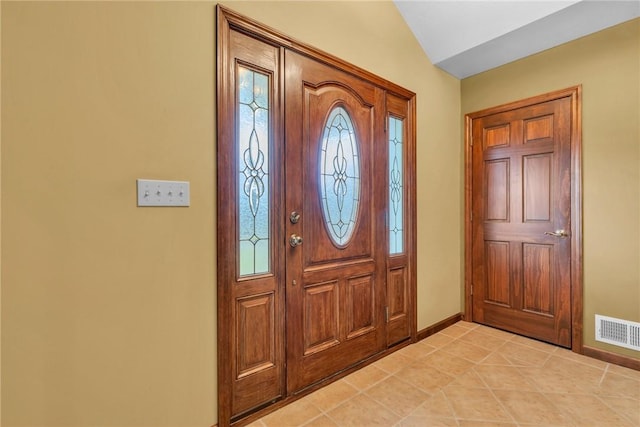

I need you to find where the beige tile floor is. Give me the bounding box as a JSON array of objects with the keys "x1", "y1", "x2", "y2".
[{"x1": 249, "y1": 321, "x2": 640, "y2": 427}]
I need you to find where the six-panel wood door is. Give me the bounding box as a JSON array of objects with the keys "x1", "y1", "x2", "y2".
[
  {"x1": 471, "y1": 96, "x2": 572, "y2": 347},
  {"x1": 284, "y1": 50, "x2": 387, "y2": 393}
]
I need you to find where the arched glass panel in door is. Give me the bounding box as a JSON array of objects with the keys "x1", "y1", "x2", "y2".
[{"x1": 319, "y1": 106, "x2": 360, "y2": 247}]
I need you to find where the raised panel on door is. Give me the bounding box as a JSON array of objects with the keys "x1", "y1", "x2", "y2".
[
  {"x1": 346, "y1": 275, "x2": 375, "y2": 339},
  {"x1": 303, "y1": 281, "x2": 339, "y2": 355},
  {"x1": 386, "y1": 266, "x2": 409, "y2": 346},
  {"x1": 523, "y1": 154, "x2": 552, "y2": 222},
  {"x1": 233, "y1": 293, "x2": 278, "y2": 413},
  {"x1": 285, "y1": 50, "x2": 386, "y2": 393},
  {"x1": 485, "y1": 159, "x2": 510, "y2": 222},
  {"x1": 471, "y1": 97, "x2": 572, "y2": 347},
  {"x1": 236, "y1": 293, "x2": 276, "y2": 377},
  {"x1": 524, "y1": 114, "x2": 553, "y2": 143},
  {"x1": 484, "y1": 241, "x2": 510, "y2": 306},
  {"x1": 484, "y1": 123, "x2": 511, "y2": 149},
  {"x1": 387, "y1": 268, "x2": 407, "y2": 321},
  {"x1": 522, "y1": 243, "x2": 554, "y2": 315}
]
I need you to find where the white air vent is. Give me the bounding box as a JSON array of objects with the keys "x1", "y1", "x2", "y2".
[{"x1": 595, "y1": 315, "x2": 640, "y2": 351}]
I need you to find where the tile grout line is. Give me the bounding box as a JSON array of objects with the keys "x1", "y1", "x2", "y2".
[
  {"x1": 608, "y1": 364, "x2": 640, "y2": 380},
  {"x1": 342, "y1": 365, "x2": 393, "y2": 392},
  {"x1": 598, "y1": 362, "x2": 610, "y2": 386},
  {"x1": 423, "y1": 330, "x2": 465, "y2": 427},
  {"x1": 439, "y1": 387, "x2": 462, "y2": 427},
  {"x1": 593, "y1": 389, "x2": 638, "y2": 426},
  {"x1": 305, "y1": 389, "x2": 365, "y2": 427},
  {"x1": 389, "y1": 335, "x2": 462, "y2": 424},
  {"x1": 397, "y1": 330, "x2": 467, "y2": 426},
  {"x1": 439, "y1": 326, "x2": 510, "y2": 426},
  {"x1": 468, "y1": 345, "x2": 520, "y2": 426},
  {"x1": 360, "y1": 386, "x2": 416, "y2": 424}
]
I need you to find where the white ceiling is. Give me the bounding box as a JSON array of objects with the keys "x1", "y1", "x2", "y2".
[{"x1": 394, "y1": 0, "x2": 640, "y2": 79}]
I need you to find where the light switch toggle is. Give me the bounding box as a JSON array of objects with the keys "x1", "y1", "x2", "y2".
[{"x1": 137, "y1": 179, "x2": 190, "y2": 207}]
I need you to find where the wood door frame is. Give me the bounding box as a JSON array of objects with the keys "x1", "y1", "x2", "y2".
[
  {"x1": 216, "y1": 6, "x2": 417, "y2": 426},
  {"x1": 464, "y1": 86, "x2": 583, "y2": 353}
]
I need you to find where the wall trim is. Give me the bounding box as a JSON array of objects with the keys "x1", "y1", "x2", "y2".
[
  {"x1": 583, "y1": 346, "x2": 640, "y2": 371},
  {"x1": 416, "y1": 313, "x2": 463, "y2": 341}
]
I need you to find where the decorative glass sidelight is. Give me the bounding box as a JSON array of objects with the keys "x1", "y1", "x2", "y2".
[
  {"x1": 320, "y1": 106, "x2": 360, "y2": 246},
  {"x1": 238, "y1": 66, "x2": 270, "y2": 276},
  {"x1": 389, "y1": 116, "x2": 404, "y2": 254}
]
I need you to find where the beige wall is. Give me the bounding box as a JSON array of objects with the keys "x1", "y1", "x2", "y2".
[
  {"x1": 1, "y1": 1, "x2": 461, "y2": 425},
  {"x1": 2, "y1": 2, "x2": 218, "y2": 426},
  {"x1": 462, "y1": 18, "x2": 640, "y2": 359}
]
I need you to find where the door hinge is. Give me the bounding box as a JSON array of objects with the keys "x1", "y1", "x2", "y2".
[
  {"x1": 470, "y1": 211, "x2": 473, "y2": 222},
  {"x1": 470, "y1": 136, "x2": 474, "y2": 147},
  {"x1": 470, "y1": 285, "x2": 473, "y2": 296},
  {"x1": 385, "y1": 306, "x2": 389, "y2": 323}
]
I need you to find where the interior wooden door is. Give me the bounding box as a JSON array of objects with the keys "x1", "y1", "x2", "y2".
[
  {"x1": 471, "y1": 96, "x2": 572, "y2": 347},
  {"x1": 285, "y1": 50, "x2": 387, "y2": 393}
]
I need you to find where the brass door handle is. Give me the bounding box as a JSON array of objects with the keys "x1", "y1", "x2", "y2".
[
  {"x1": 289, "y1": 234, "x2": 303, "y2": 247},
  {"x1": 545, "y1": 229, "x2": 568, "y2": 238}
]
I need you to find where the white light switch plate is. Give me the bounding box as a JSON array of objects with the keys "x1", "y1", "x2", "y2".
[{"x1": 137, "y1": 179, "x2": 190, "y2": 207}]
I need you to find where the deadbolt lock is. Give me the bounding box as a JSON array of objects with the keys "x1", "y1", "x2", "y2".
[{"x1": 289, "y1": 211, "x2": 301, "y2": 224}]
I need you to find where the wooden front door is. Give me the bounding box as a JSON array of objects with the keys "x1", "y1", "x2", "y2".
[
  {"x1": 468, "y1": 91, "x2": 579, "y2": 348},
  {"x1": 217, "y1": 7, "x2": 416, "y2": 425},
  {"x1": 284, "y1": 50, "x2": 387, "y2": 393}
]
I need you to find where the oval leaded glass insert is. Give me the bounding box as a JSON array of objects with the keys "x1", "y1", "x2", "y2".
[{"x1": 320, "y1": 106, "x2": 360, "y2": 246}]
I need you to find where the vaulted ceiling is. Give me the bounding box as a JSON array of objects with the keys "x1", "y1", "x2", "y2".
[{"x1": 394, "y1": 0, "x2": 640, "y2": 79}]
